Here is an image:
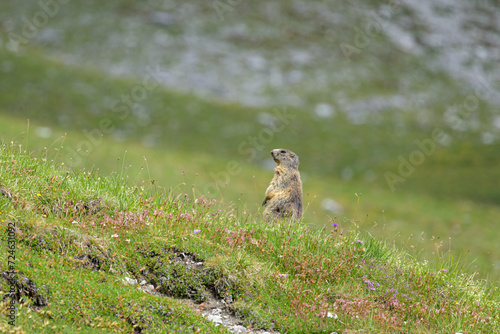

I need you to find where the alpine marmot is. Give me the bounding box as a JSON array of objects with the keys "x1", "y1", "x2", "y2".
[{"x1": 262, "y1": 149, "x2": 303, "y2": 221}]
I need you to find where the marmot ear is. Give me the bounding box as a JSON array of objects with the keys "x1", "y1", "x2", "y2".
[{"x1": 289, "y1": 153, "x2": 295, "y2": 158}]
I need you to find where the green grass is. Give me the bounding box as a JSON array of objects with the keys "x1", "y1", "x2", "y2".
[
  {"x1": 0, "y1": 45, "x2": 500, "y2": 282},
  {"x1": 1, "y1": 1, "x2": 500, "y2": 324},
  {"x1": 1, "y1": 143, "x2": 499, "y2": 333}
]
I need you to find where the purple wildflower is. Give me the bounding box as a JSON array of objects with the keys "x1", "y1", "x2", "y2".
[{"x1": 194, "y1": 229, "x2": 201, "y2": 234}]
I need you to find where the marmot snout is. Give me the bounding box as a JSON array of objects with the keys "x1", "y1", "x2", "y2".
[
  {"x1": 271, "y1": 149, "x2": 299, "y2": 168},
  {"x1": 262, "y1": 149, "x2": 303, "y2": 221}
]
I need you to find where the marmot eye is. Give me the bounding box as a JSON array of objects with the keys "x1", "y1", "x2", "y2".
[{"x1": 280, "y1": 150, "x2": 286, "y2": 154}]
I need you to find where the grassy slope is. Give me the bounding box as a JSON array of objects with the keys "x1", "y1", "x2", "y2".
[
  {"x1": 0, "y1": 48, "x2": 500, "y2": 281},
  {"x1": 1, "y1": 0, "x2": 499, "y2": 205},
  {"x1": 1, "y1": 143, "x2": 500, "y2": 333}
]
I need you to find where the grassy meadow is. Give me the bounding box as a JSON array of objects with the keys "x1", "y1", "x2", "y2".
[
  {"x1": 0, "y1": 0, "x2": 500, "y2": 332},
  {"x1": 1, "y1": 142, "x2": 499, "y2": 333},
  {"x1": 0, "y1": 47, "x2": 499, "y2": 282}
]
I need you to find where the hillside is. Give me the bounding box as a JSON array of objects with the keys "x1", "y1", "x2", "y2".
[
  {"x1": 1, "y1": 46, "x2": 500, "y2": 282},
  {"x1": 1, "y1": 143, "x2": 500, "y2": 333},
  {"x1": 2, "y1": 0, "x2": 500, "y2": 201},
  {"x1": 1, "y1": 3, "x2": 500, "y2": 331}
]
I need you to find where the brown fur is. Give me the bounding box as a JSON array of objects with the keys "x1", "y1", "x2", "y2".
[{"x1": 262, "y1": 149, "x2": 303, "y2": 221}]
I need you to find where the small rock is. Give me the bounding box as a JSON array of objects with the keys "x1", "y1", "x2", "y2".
[
  {"x1": 122, "y1": 277, "x2": 137, "y2": 285},
  {"x1": 321, "y1": 198, "x2": 344, "y2": 214},
  {"x1": 206, "y1": 314, "x2": 223, "y2": 325},
  {"x1": 314, "y1": 103, "x2": 335, "y2": 118},
  {"x1": 149, "y1": 12, "x2": 175, "y2": 26},
  {"x1": 229, "y1": 325, "x2": 247, "y2": 333},
  {"x1": 36, "y1": 28, "x2": 62, "y2": 45},
  {"x1": 142, "y1": 284, "x2": 155, "y2": 293},
  {"x1": 140, "y1": 280, "x2": 147, "y2": 286}
]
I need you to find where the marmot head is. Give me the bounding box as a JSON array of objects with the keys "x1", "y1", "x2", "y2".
[{"x1": 270, "y1": 149, "x2": 299, "y2": 169}]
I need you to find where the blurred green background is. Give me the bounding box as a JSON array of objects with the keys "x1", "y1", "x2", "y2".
[{"x1": 0, "y1": 0, "x2": 499, "y2": 281}]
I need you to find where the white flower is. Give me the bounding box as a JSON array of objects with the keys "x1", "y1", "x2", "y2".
[{"x1": 327, "y1": 312, "x2": 338, "y2": 319}]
